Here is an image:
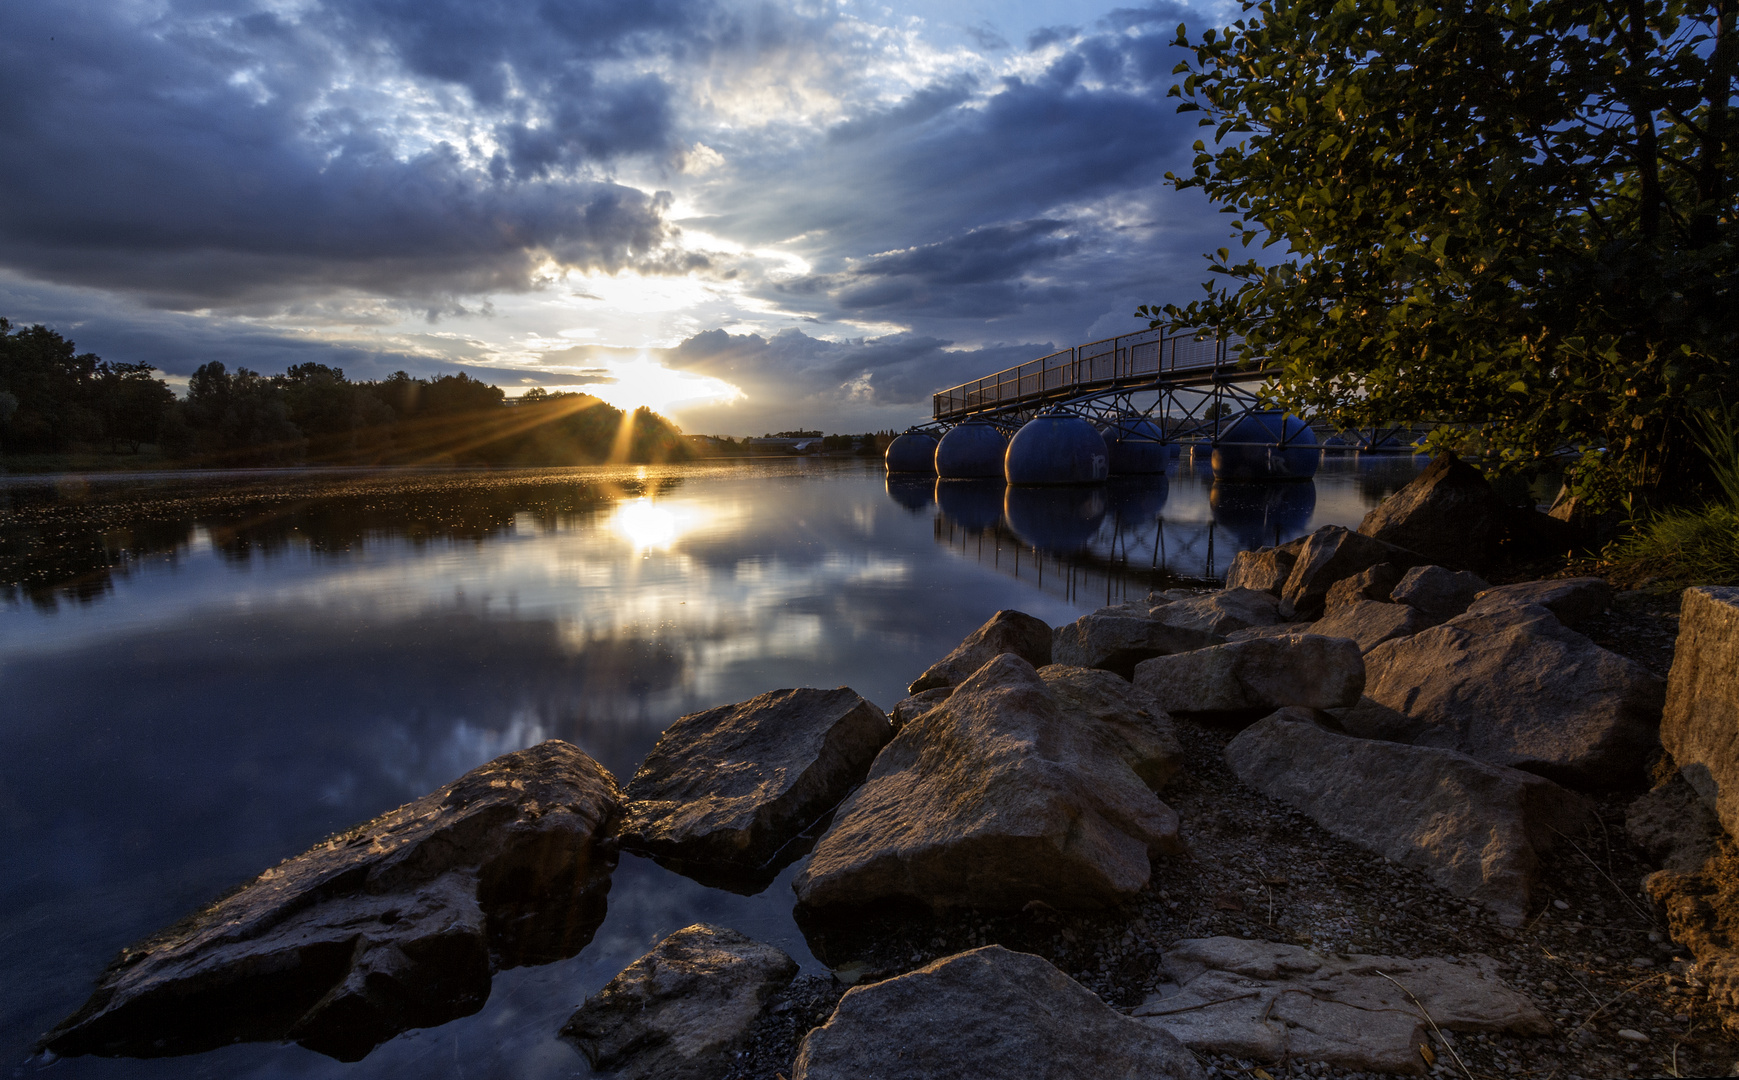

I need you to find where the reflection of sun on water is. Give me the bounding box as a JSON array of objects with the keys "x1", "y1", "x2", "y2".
[{"x1": 611, "y1": 497, "x2": 683, "y2": 551}]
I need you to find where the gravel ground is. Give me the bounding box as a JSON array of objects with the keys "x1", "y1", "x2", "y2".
[{"x1": 723, "y1": 585, "x2": 1739, "y2": 1079}]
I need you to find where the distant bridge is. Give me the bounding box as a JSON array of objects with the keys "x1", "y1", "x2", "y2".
[{"x1": 931, "y1": 327, "x2": 1275, "y2": 433}]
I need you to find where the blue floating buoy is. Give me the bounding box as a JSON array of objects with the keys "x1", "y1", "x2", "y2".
[
  {"x1": 885, "y1": 432, "x2": 939, "y2": 474},
  {"x1": 935, "y1": 423, "x2": 1007, "y2": 478},
  {"x1": 935, "y1": 478, "x2": 1005, "y2": 530},
  {"x1": 1097, "y1": 418, "x2": 1172, "y2": 475},
  {"x1": 1004, "y1": 486, "x2": 1107, "y2": 552},
  {"x1": 1210, "y1": 480, "x2": 1318, "y2": 550},
  {"x1": 1004, "y1": 415, "x2": 1109, "y2": 485},
  {"x1": 1210, "y1": 411, "x2": 1319, "y2": 481}
]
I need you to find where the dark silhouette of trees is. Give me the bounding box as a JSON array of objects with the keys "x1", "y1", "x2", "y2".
[{"x1": 0, "y1": 318, "x2": 694, "y2": 468}]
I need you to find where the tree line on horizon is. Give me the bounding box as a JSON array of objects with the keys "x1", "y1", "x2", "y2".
[{"x1": 0, "y1": 318, "x2": 693, "y2": 467}]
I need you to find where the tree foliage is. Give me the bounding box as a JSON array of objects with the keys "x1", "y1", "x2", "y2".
[
  {"x1": 0, "y1": 319, "x2": 694, "y2": 468},
  {"x1": 1147, "y1": 0, "x2": 1738, "y2": 505}
]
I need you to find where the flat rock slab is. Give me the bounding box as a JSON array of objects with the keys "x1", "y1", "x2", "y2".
[
  {"x1": 1357, "y1": 451, "x2": 1507, "y2": 570},
  {"x1": 40, "y1": 741, "x2": 622, "y2": 1062},
  {"x1": 1152, "y1": 588, "x2": 1283, "y2": 636},
  {"x1": 1311, "y1": 599, "x2": 1437, "y2": 653},
  {"x1": 1391, "y1": 565, "x2": 1489, "y2": 619},
  {"x1": 793, "y1": 655, "x2": 1183, "y2": 914},
  {"x1": 1133, "y1": 634, "x2": 1364, "y2": 715},
  {"x1": 1659, "y1": 587, "x2": 1739, "y2": 836},
  {"x1": 1323, "y1": 563, "x2": 1404, "y2": 611},
  {"x1": 1053, "y1": 609, "x2": 1224, "y2": 678},
  {"x1": 620, "y1": 687, "x2": 892, "y2": 887},
  {"x1": 561, "y1": 924, "x2": 797, "y2": 1080},
  {"x1": 1225, "y1": 709, "x2": 1593, "y2": 924},
  {"x1": 1363, "y1": 604, "x2": 1664, "y2": 790},
  {"x1": 1133, "y1": 937, "x2": 1550, "y2": 1074},
  {"x1": 795, "y1": 945, "x2": 1204, "y2": 1080},
  {"x1": 1464, "y1": 576, "x2": 1613, "y2": 626},
  {"x1": 908, "y1": 609, "x2": 1052, "y2": 694}
]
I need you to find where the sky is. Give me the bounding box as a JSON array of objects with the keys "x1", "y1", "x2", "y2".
[{"x1": 1, "y1": 0, "x2": 1241, "y2": 436}]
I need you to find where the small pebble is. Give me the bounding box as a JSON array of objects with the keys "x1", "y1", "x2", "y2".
[
  {"x1": 1615, "y1": 1028, "x2": 1649, "y2": 1043},
  {"x1": 1631, "y1": 957, "x2": 1654, "y2": 968},
  {"x1": 1553, "y1": 900, "x2": 1570, "y2": 910}
]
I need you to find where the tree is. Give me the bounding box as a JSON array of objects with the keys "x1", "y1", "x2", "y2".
[
  {"x1": 1147, "y1": 0, "x2": 1738, "y2": 506},
  {"x1": 92, "y1": 361, "x2": 175, "y2": 452}
]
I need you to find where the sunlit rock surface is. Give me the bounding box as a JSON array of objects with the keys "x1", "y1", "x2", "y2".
[
  {"x1": 561, "y1": 924, "x2": 797, "y2": 1080},
  {"x1": 1364, "y1": 604, "x2": 1663, "y2": 790},
  {"x1": 1225, "y1": 708, "x2": 1593, "y2": 925},
  {"x1": 1357, "y1": 451, "x2": 1509, "y2": 571},
  {"x1": 1133, "y1": 635, "x2": 1365, "y2": 715},
  {"x1": 38, "y1": 741, "x2": 622, "y2": 1062},
  {"x1": 619, "y1": 687, "x2": 892, "y2": 890},
  {"x1": 906, "y1": 609, "x2": 1052, "y2": 694},
  {"x1": 794, "y1": 654, "x2": 1183, "y2": 914},
  {"x1": 794, "y1": 946, "x2": 1204, "y2": 1080}
]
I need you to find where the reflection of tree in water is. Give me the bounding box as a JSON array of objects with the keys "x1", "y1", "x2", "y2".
[
  {"x1": 1354, "y1": 454, "x2": 1429, "y2": 505},
  {"x1": 0, "y1": 470, "x2": 685, "y2": 610}
]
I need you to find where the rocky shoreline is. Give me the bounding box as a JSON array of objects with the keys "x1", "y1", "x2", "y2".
[{"x1": 36, "y1": 454, "x2": 1739, "y2": 1078}]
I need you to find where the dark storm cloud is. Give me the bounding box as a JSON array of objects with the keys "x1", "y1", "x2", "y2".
[{"x1": 0, "y1": 0, "x2": 711, "y2": 309}]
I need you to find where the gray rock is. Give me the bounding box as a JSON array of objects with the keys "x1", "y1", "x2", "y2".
[
  {"x1": 1133, "y1": 936, "x2": 1551, "y2": 1074},
  {"x1": 620, "y1": 688, "x2": 892, "y2": 884},
  {"x1": 908, "y1": 609, "x2": 1053, "y2": 694},
  {"x1": 1311, "y1": 599, "x2": 1437, "y2": 653},
  {"x1": 561, "y1": 925, "x2": 797, "y2": 1080},
  {"x1": 889, "y1": 687, "x2": 953, "y2": 731},
  {"x1": 1627, "y1": 775, "x2": 1723, "y2": 875},
  {"x1": 793, "y1": 654, "x2": 1183, "y2": 914},
  {"x1": 1225, "y1": 709, "x2": 1593, "y2": 924},
  {"x1": 1331, "y1": 695, "x2": 1429, "y2": 743},
  {"x1": 1324, "y1": 563, "x2": 1404, "y2": 611},
  {"x1": 1358, "y1": 451, "x2": 1508, "y2": 570},
  {"x1": 1226, "y1": 622, "x2": 1317, "y2": 643},
  {"x1": 1039, "y1": 664, "x2": 1184, "y2": 791},
  {"x1": 1363, "y1": 604, "x2": 1664, "y2": 789},
  {"x1": 794, "y1": 946, "x2": 1204, "y2": 1080},
  {"x1": 1052, "y1": 610, "x2": 1224, "y2": 679},
  {"x1": 1659, "y1": 587, "x2": 1739, "y2": 837},
  {"x1": 1224, "y1": 546, "x2": 1298, "y2": 594},
  {"x1": 1391, "y1": 565, "x2": 1490, "y2": 619},
  {"x1": 39, "y1": 742, "x2": 622, "y2": 1062},
  {"x1": 1132, "y1": 635, "x2": 1365, "y2": 715},
  {"x1": 1153, "y1": 587, "x2": 1284, "y2": 635},
  {"x1": 1464, "y1": 577, "x2": 1614, "y2": 626},
  {"x1": 1281, "y1": 525, "x2": 1427, "y2": 619}
]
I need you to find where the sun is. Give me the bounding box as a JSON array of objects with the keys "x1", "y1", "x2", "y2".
[{"x1": 576, "y1": 357, "x2": 740, "y2": 415}]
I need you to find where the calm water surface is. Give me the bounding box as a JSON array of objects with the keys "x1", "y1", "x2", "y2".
[{"x1": 0, "y1": 452, "x2": 1424, "y2": 1078}]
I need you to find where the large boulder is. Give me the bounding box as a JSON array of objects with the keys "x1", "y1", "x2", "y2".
[
  {"x1": 793, "y1": 655, "x2": 1183, "y2": 914},
  {"x1": 1281, "y1": 525, "x2": 1427, "y2": 619},
  {"x1": 620, "y1": 687, "x2": 892, "y2": 887},
  {"x1": 1464, "y1": 577, "x2": 1614, "y2": 626},
  {"x1": 39, "y1": 742, "x2": 622, "y2": 1062},
  {"x1": 1224, "y1": 545, "x2": 1298, "y2": 594},
  {"x1": 1052, "y1": 609, "x2": 1224, "y2": 678},
  {"x1": 889, "y1": 687, "x2": 953, "y2": 731},
  {"x1": 1133, "y1": 937, "x2": 1550, "y2": 1074},
  {"x1": 1310, "y1": 599, "x2": 1437, "y2": 654},
  {"x1": 908, "y1": 609, "x2": 1052, "y2": 694},
  {"x1": 1357, "y1": 451, "x2": 1507, "y2": 570},
  {"x1": 1225, "y1": 709, "x2": 1593, "y2": 924},
  {"x1": 1391, "y1": 565, "x2": 1489, "y2": 620},
  {"x1": 794, "y1": 946, "x2": 1204, "y2": 1080},
  {"x1": 1323, "y1": 563, "x2": 1404, "y2": 611},
  {"x1": 1660, "y1": 586, "x2": 1739, "y2": 835},
  {"x1": 1151, "y1": 587, "x2": 1284, "y2": 636},
  {"x1": 1363, "y1": 604, "x2": 1665, "y2": 789},
  {"x1": 560, "y1": 925, "x2": 798, "y2": 1080},
  {"x1": 1132, "y1": 635, "x2": 1364, "y2": 715},
  {"x1": 1040, "y1": 664, "x2": 1185, "y2": 790}
]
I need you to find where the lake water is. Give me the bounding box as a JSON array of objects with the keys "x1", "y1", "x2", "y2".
[{"x1": 0, "y1": 451, "x2": 1424, "y2": 1078}]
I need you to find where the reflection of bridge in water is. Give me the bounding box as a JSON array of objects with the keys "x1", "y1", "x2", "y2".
[{"x1": 888, "y1": 451, "x2": 1427, "y2": 601}]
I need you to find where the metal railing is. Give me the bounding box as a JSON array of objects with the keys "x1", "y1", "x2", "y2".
[{"x1": 932, "y1": 329, "x2": 1248, "y2": 421}]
